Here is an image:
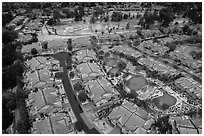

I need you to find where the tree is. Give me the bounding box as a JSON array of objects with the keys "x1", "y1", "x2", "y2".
[
  {"x1": 75, "y1": 121, "x2": 84, "y2": 132},
  {"x1": 138, "y1": 9, "x2": 158, "y2": 29},
  {"x1": 125, "y1": 22, "x2": 130, "y2": 29},
  {"x1": 123, "y1": 14, "x2": 128, "y2": 19},
  {"x1": 31, "y1": 48, "x2": 38, "y2": 55},
  {"x1": 55, "y1": 72, "x2": 61, "y2": 79},
  {"x1": 108, "y1": 28, "x2": 112, "y2": 34},
  {"x1": 165, "y1": 42, "x2": 176, "y2": 52},
  {"x1": 117, "y1": 60, "x2": 127, "y2": 71},
  {"x1": 90, "y1": 15, "x2": 95, "y2": 24},
  {"x1": 104, "y1": 15, "x2": 109, "y2": 22},
  {"x1": 189, "y1": 50, "x2": 197, "y2": 58},
  {"x1": 104, "y1": 52, "x2": 111, "y2": 58},
  {"x1": 2, "y1": 28, "x2": 18, "y2": 44},
  {"x1": 118, "y1": 52, "x2": 125, "y2": 58},
  {"x1": 3, "y1": 42, "x2": 18, "y2": 66},
  {"x1": 2, "y1": 91, "x2": 16, "y2": 110},
  {"x1": 2, "y1": 108, "x2": 14, "y2": 131},
  {"x1": 73, "y1": 82, "x2": 84, "y2": 92},
  {"x1": 41, "y1": 41, "x2": 48, "y2": 51},
  {"x1": 98, "y1": 50, "x2": 105, "y2": 56},
  {"x1": 153, "y1": 115, "x2": 173, "y2": 134},
  {"x1": 119, "y1": 33, "x2": 125, "y2": 39},
  {"x1": 69, "y1": 71, "x2": 75, "y2": 79},
  {"x1": 2, "y1": 11, "x2": 14, "y2": 26},
  {"x1": 66, "y1": 63, "x2": 72, "y2": 70},
  {"x1": 62, "y1": 8, "x2": 75, "y2": 18},
  {"x1": 67, "y1": 38, "x2": 73, "y2": 51},
  {"x1": 182, "y1": 24, "x2": 190, "y2": 35},
  {"x1": 114, "y1": 37, "x2": 120, "y2": 46},
  {"x1": 74, "y1": 5, "x2": 84, "y2": 21},
  {"x1": 47, "y1": 18, "x2": 57, "y2": 26},
  {"x1": 159, "y1": 8, "x2": 174, "y2": 27},
  {"x1": 137, "y1": 29, "x2": 142, "y2": 36},
  {"x1": 186, "y1": 3, "x2": 202, "y2": 24},
  {"x1": 194, "y1": 51, "x2": 202, "y2": 60},
  {"x1": 12, "y1": 59, "x2": 25, "y2": 77},
  {"x1": 111, "y1": 12, "x2": 123, "y2": 22},
  {"x1": 78, "y1": 90, "x2": 88, "y2": 103}
]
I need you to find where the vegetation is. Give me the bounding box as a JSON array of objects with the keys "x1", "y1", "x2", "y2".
[
  {"x1": 165, "y1": 42, "x2": 177, "y2": 52},
  {"x1": 15, "y1": 85, "x2": 31, "y2": 133},
  {"x1": 41, "y1": 41, "x2": 48, "y2": 51},
  {"x1": 73, "y1": 82, "x2": 84, "y2": 92},
  {"x1": 31, "y1": 48, "x2": 38, "y2": 55},
  {"x1": 138, "y1": 10, "x2": 158, "y2": 29},
  {"x1": 2, "y1": 2, "x2": 202, "y2": 134},
  {"x1": 75, "y1": 121, "x2": 84, "y2": 132},
  {"x1": 67, "y1": 38, "x2": 73, "y2": 51},
  {"x1": 159, "y1": 8, "x2": 174, "y2": 27},
  {"x1": 2, "y1": 13, "x2": 28, "y2": 132},
  {"x1": 117, "y1": 60, "x2": 127, "y2": 71},
  {"x1": 153, "y1": 115, "x2": 173, "y2": 134},
  {"x1": 78, "y1": 90, "x2": 88, "y2": 103},
  {"x1": 111, "y1": 12, "x2": 123, "y2": 22}
]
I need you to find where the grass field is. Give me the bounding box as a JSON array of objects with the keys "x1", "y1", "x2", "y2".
[
  {"x1": 152, "y1": 92, "x2": 177, "y2": 110},
  {"x1": 125, "y1": 75, "x2": 148, "y2": 92}
]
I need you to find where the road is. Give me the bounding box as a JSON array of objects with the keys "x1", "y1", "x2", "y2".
[{"x1": 39, "y1": 51, "x2": 100, "y2": 134}]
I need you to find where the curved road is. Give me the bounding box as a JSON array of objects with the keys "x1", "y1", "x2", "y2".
[{"x1": 38, "y1": 52, "x2": 100, "y2": 134}]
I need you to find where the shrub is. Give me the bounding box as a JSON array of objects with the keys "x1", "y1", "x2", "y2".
[{"x1": 31, "y1": 48, "x2": 38, "y2": 55}]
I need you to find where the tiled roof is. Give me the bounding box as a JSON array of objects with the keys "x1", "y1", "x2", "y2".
[
  {"x1": 86, "y1": 80, "x2": 105, "y2": 103},
  {"x1": 108, "y1": 106, "x2": 132, "y2": 125},
  {"x1": 33, "y1": 118, "x2": 52, "y2": 134},
  {"x1": 135, "y1": 108, "x2": 149, "y2": 121},
  {"x1": 125, "y1": 113, "x2": 145, "y2": 130},
  {"x1": 179, "y1": 127, "x2": 198, "y2": 134},
  {"x1": 26, "y1": 57, "x2": 77, "y2": 134},
  {"x1": 122, "y1": 100, "x2": 137, "y2": 113},
  {"x1": 134, "y1": 127, "x2": 147, "y2": 134}
]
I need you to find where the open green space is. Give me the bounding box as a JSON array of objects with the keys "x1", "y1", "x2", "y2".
[
  {"x1": 151, "y1": 92, "x2": 177, "y2": 110},
  {"x1": 125, "y1": 75, "x2": 148, "y2": 92}
]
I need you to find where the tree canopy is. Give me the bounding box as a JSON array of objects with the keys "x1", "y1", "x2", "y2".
[
  {"x1": 41, "y1": 41, "x2": 48, "y2": 50},
  {"x1": 117, "y1": 60, "x2": 127, "y2": 71},
  {"x1": 31, "y1": 48, "x2": 38, "y2": 55},
  {"x1": 159, "y1": 8, "x2": 174, "y2": 27},
  {"x1": 73, "y1": 82, "x2": 84, "y2": 92},
  {"x1": 75, "y1": 121, "x2": 84, "y2": 132},
  {"x1": 2, "y1": 28, "x2": 18, "y2": 44},
  {"x1": 111, "y1": 12, "x2": 123, "y2": 22},
  {"x1": 78, "y1": 90, "x2": 88, "y2": 103}
]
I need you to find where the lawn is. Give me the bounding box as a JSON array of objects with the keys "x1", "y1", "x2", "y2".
[
  {"x1": 125, "y1": 75, "x2": 148, "y2": 92},
  {"x1": 151, "y1": 92, "x2": 177, "y2": 110}
]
